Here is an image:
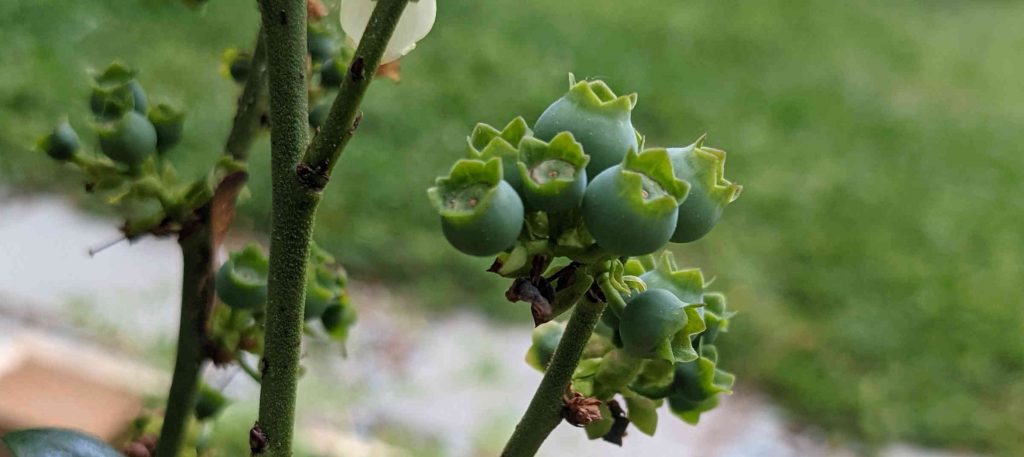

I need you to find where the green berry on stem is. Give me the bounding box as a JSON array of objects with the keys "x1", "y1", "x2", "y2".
[
  {"x1": 304, "y1": 265, "x2": 345, "y2": 321},
  {"x1": 581, "y1": 148, "x2": 689, "y2": 256},
  {"x1": 667, "y1": 345, "x2": 735, "y2": 424},
  {"x1": 525, "y1": 321, "x2": 565, "y2": 371},
  {"x1": 89, "y1": 84, "x2": 135, "y2": 120},
  {"x1": 39, "y1": 121, "x2": 80, "y2": 161},
  {"x1": 618, "y1": 289, "x2": 686, "y2": 358},
  {"x1": 215, "y1": 244, "x2": 270, "y2": 310},
  {"x1": 221, "y1": 49, "x2": 252, "y2": 83},
  {"x1": 128, "y1": 80, "x2": 149, "y2": 115},
  {"x1": 320, "y1": 58, "x2": 345, "y2": 88},
  {"x1": 467, "y1": 117, "x2": 532, "y2": 195},
  {"x1": 308, "y1": 102, "x2": 331, "y2": 129},
  {"x1": 322, "y1": 301, "x2": 358, "y2": 344},
  {"x1": 147, "y1": 104, "x2": 185, "y2": 154},
  {"x1": 428, "y1": 158, "x2": 525, "y2": 257},
  {"x1": 97, "y1": 111, "x2": 157, "y2": 169},
  {"x1": 516, "y1": 132, "x2": 589, "y2": 212},
  {"x1": 534, "y1": 75, "x2": 639, "y2": 179},
  {"x1": 89, "y1": 61, "x2": 147, "y2": 119},
  {"x1": 667, "y1": 136, "x2": 742, "y2": 243},
  {"x1": 307, "y1": 24, "x2": 335, "y2": 63},
  {"x1": 194, "y1": 383, "x2": 229, "y2": 421},
  {"x1": 699, "y1": 292, "x2": 735, "y2": 345}
]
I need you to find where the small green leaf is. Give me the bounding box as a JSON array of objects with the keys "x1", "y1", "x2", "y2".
[
  {"x1": 2, "y1": 428, "x2": 122, "y2": 457},
  {"x1": 625, "y1": 395, "x2": 660, "y2": 436}
]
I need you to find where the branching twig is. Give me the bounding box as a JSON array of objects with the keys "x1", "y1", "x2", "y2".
[{"x1": 299, "y1": 0, "x2": 412, "y2": 191}]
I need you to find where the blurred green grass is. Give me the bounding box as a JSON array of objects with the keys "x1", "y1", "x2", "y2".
[{"x1": 2, "y1": 0, "x2": 1022, "y2": 455}]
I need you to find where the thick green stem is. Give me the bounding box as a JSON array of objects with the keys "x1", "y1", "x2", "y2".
[
  {"x1": 156, "y1": 224, "x2": 214, "y2": 457},
  {"x1": 254, "y1": 0, "x2": 313, "y2": 455},
  {"x1": 502, "y1": 298, "x2": 608, "y2": 457},
  {"x1": 252, "y1": 1, "x2": 411, "y2": 455}
]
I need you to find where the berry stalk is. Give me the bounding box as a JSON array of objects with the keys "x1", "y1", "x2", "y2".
[{"x1": 502, "y1": 297, "x2": 608, "y2": 457}]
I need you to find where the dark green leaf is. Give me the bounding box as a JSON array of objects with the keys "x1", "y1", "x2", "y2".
[{"x1": 2, "y1": 428, "x2": 121, "y2": 457}]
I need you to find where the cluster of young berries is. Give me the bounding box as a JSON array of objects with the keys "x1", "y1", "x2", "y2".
[
  {"x1": 527, "y1": 252, "x2": 737, "y2": 440},
  {"x1": 428, "y1": 76, "x2": 742, "y2": 444},
  {"x1": 212, "y1": 241, "x2": 357, "y2": 359},
  {"x1": 37, "y1": 61, "x2": 226, "y2": 237}
]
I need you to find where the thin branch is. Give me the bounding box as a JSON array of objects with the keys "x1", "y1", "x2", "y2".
[
  {"x1": 155, "y1": 28, "x2": 268, "y2": 457},
  {"x1": 299, "y1": 0, "x2": 412, "y2": 191},
  {"x1": 226, "y1": 29, "x2": 270, "y2": 161},
  {"x1": 238, "y1": 352, "x2": 263, "y2": 383},
  {"x1": 155, "y1": 219, "x2": 214, "y2": 457},
  {"x1": 501, "y1": 298, "x2": 608, "y2": 457}
]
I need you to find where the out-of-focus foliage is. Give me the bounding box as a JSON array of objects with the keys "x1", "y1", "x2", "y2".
[{"x1": 1, "y1": 0, "x2": 1021, "y2": 455}]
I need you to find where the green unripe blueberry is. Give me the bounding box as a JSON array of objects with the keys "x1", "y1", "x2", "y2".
[
  {"x1": 304, "y1": 242, "x2": 349, "y2": 321},
  {"x1": 229, "y1": 54, "x2": 251, "y2": 83},
  {"x1": 320, "y1": 58, "x2": 344, "y2": 88},
  {"x1": 97, "y1": 111, "x2": 157, "y2": 168},
  {"x1": 581, "y1": 149, "x2": 689, "y2": 256},
  {"x1": 308, "y1": 102, "x2": 331, "y2": 129},
  {"x1": 428, "y1": 158, "x2": 525, "y2": 257},
  {"x1": 90, "y1": 61, "x2": 146, "y2": 119},
  {"x1": 147, "y1": 104, "x2": 185, "y2": 154},
  {"x1": 215, "y1": 245, "x2": 270, "y2": 310},
  {"x1": 89, "y1": 84, "x2": 135, "y2": 120},
  {"x1": 307, "y1": 25, "x2": 335, "y2": 63},
  {"x1": 39, "y1": 121, "x2": 80, "y2": 161},
  {"x1": 322, "y1": 301, "x2": 358, "y2": 343},
  {"x1": 667, "y1": 137, "x2": 742, "y2": 243},
  {"x1": 666, "y1": 346, "x2": 735, "y2": 424},
  {"x1": 129, "y1": 80, "x2": 148, "y2": 114},
  {"x1": 467, "y1": 117, "x2": 532, "y2": 197},
  {"x1": 525, "y1": 321, "x2": 565, "y2": 371},
  {"x1": 699, "y1": 292, "x2": 732, "y2": 345},
  {"x1": 194, "y1": 383, "x2": 228, "y2": 421},
  {"x1": 534, "y1": 76, "x2": 639, "y2": 179},
  {"x1": 619, "y1": 289, "x2": 687, "y2": 358},
  {"x1": 516, "y1": 132, "x2": 589, "y2": 212},
  {"x1": 304, "y1": 266, "x2": 340, "y2": 321}
]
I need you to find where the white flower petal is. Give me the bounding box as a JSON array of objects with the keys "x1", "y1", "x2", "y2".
[{"x1": 341, "y1": 0, "x2": 436, "y2": 64}]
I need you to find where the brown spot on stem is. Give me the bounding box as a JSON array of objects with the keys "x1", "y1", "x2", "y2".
[
  {"x1": 349, "y1": 56, "x2": 366, "y2": 82},
  {"x1": 250, "y1": 422, "x2": 268, "y2": 454}
]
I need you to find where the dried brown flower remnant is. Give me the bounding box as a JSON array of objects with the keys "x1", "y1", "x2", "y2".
[
  {"x1": 307, "y1": 0, "x2": 328, "y2": 20},
  {"x1": 562, "y1": 390, "x2": 603, "y2": 427},
  {"x1": 377, "y1": 60, "x2": 402, "y2": 82}
]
